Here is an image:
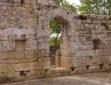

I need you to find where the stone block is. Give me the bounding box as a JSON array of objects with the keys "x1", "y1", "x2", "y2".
[
  {"x1": 25, "y1": 40, "x2": 37, "y2": 51},
  {"x1": 86, "y1": 56, "x2": 102, "y2": 65},
  {"x1": 0, "y1": 52, "x2": 8, "y2": 59},
  {"x1": 24, "y1": 51, "x2": 35, "y2": 59},
  {"x1": 70, "y1": 57, "x2": 87, "y2": 67},
  {"x1": 0, "y1": 64, "x2": 16, "y2": 72},
  {"x1": 89, "y1": 65, "x2": 100, "y2": 70},
  {"x1": 15, "y1": 52, "x2": 25, "y2": 59},
  {"x1": 37, "y1": 0, "x2": 49, "y2": 5},
  {"x1": 36, "y1": 57, "x2": 50, "y2": 69},
  {"x1": 7, "y1": 52, "x2": 17, "y2": 59},
  {"x1": 16, "y1": 62, "x2": 36, "y2": 71}
]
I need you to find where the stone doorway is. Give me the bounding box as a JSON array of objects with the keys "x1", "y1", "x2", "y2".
[{"x1": 49, "y1": 17, "x2": 69, "y2": 68}]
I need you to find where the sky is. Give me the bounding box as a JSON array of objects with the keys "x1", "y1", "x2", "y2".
[{"x1": 67, "y1": 0, "x2": 80, "y2": 5}]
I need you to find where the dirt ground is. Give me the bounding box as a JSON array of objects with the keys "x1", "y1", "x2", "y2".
[{"x1": 3, "y1": 72, "x2": 111, "y2": 85}]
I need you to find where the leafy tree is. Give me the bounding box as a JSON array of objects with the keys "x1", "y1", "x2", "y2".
[
  {"x1": 50, "y1": 20, "x2": 61, "y2": 35},
  {"x1": 79, "y1": 0, "x2": 111, "y2": 15},
  {"x1": 61, "y1": 1, "x2": 77, "y2": 12},
  {"x1": 51, "y1": 0, "x2": 77, "y2": 12},
  {"x1": 49, "y1": 37, "x2": 60, "y2": 47},
  {"x1": 50, "y1": 20, "x2": 61, "y2": 47}
]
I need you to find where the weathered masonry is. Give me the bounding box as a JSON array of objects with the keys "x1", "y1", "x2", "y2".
[{"x1": 0, "y1": 0, "x2": 111, "y2": 78}]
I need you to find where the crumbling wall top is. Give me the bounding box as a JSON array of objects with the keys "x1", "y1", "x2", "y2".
[{"x1": 37, "y1": 0, "x2": 59, "y2": 6}]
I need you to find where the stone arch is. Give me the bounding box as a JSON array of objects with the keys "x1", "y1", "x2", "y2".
[{"x1": 37, "y1": 7, "x2": 76, "y2": 67}]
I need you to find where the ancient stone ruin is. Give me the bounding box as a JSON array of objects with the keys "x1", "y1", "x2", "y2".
[{"x1": 0, "y1": 0, "x2": 111, "y2": 78}]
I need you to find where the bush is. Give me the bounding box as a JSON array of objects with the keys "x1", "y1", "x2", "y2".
[{"x1": 1, "y1": 76, "x2": 11, "y2": 83}]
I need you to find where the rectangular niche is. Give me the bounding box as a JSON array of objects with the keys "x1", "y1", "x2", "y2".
[
  {"x1": 15, "y1": 40, "x2": 26, "y2": 52},
  {"x1": 93, "y1": 39, "x2": 100, "y2": 49},
  {"x1": 21, "y1": 0, "x2": 24, "y2": 4}
]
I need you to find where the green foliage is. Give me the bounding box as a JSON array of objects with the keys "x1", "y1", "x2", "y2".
[
  {"x1": 49, "y1": 37, "x2": 60, "y2": 47},
  {"x1": 1, "y1": 76, "x2": 11, "y2": 83},
  {"x1": 51, "y1": 0, "x2": 77, "y2": 13},
  {"x1": 61, "y1": 1, "x2": 77, "y2": 12},
  {"x1": 50, "y1": 19, "x2": 61, "y2": 47},
  {"x1": 50, "y1": 20, "x2": 61, "y2": 35},
  {"x1": 79, "y1": 0, "x2": 111, "y2": 15}
]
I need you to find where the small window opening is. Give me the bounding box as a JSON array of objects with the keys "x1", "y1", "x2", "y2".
[
  {"x1": 71, "y1": 67, "x2": 75, "y2": 71},
  {"x1": 21, "y1": 0, "x2": 24, "y2": 4},
  {"x1": 86, "y1": 65, "x2": 90, "y2": 70},
  {"x1": 99, "y1": 64, "x2": 104, "y2": 69},
  {"x1": 20, "y1": 71, "x2": 26, "y2": 76},
  {"x1": 93, "y1": 39, "x2": 100, "y2": 49}
]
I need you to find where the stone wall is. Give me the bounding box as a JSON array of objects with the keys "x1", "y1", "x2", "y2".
[
  {"x1": 37, "y1": 4, "x2": 111, "y2": 74},
  {"x1": 0, "y1": 0, "x2": 111, "y2": 79},
  {"x1": 69, "y1": 15, "x2": 111, "y2": 72},
  {"x1": 0, "y1": 0, "x2": 50, "y2": 78}
]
